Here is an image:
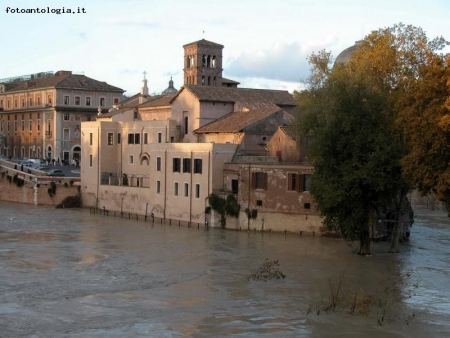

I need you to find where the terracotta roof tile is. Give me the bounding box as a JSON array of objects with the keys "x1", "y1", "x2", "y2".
[
  {"x1": 3, "y1": 73, "x2": 123, "y2": 93},
  {"x1": 194, "y1": 107, "x2": 282, "y2": 133},
  {"x1": 173, "y1": 85, "x2": 296, "y2": 109},
  {"x1": 138, "y1": 94, "x2": 175, "y2": 108}
]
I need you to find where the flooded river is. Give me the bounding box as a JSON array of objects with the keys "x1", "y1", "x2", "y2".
[{"x1": 0, "y1": 201, "x2": 449, "y2": 337}]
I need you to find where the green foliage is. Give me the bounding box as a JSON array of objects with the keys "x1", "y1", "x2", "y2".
[
  {"x1": 245, "y1": 208, "x2": 258, "y2": 220},
  {"x1": 64, "y1": 182, "x2": 68, "y2": 188},
  {"x1": 48, "y1": 181, "x2": 57, "y2": 197},
  {"x1": 208, "y1": 193, "x2": 240, "y2": 227},
  {"x1": 295, "y1": 24, "x2": 444, "y2": 253}
]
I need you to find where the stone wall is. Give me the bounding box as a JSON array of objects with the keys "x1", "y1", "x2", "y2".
[{"x1": 0, "y1": 169, "x2": 80, "y2": 206}]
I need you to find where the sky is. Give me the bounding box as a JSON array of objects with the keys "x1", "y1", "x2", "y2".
[{"x1": 1, "y1": 0, "x2": 450, "y2": 96}]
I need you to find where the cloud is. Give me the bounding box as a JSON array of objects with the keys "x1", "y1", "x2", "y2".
[{"x1": 225, "y1": 42, "x2": 313, "y2": 83}]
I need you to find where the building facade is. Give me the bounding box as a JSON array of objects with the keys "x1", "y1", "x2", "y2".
[{"x1": 0, "y1": 70, "x2": 124, "y2": 163}]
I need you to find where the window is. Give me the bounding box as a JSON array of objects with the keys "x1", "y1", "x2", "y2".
[
  {"x1": 100, "y1": 97, "x2": 105, "y2": 106},
  {"x1": 157, "y1": 132, "x2": 162, "y2": 143},
  {"x1": 128, "y1": 133, "x2": 140, "y2": 144},
  {"x1": 174, "y1": 182, "x2": 179, "y2": 196},
  {"x1": 64, "y1": 113, "x2": 70, "y2": 121},
  {"x1": 183, "y1": 158, "x2": 191, "y2": 173},
  {"x1": 64, "y1": 96, "x2": 70, "y2": 105},
  {"x1": 304, "y1": 203, "x2": 311, "y2": 209},
  {"x1": 63, "y1": 128, "x2": 70, "y2": 140},
  {"x1": 194, "y1": 159, "x2": 202, "y2": 174},
  {"x1": 7, "y1": 121, "x2": 10, "y2": 132},
  {"x1": 14, "y1": 100, "x2": 17, "y2": 108},
  {"x1": 252, "y1": 172, "x2": 267, "y2": 190},
  {"x1": 117, "y1": 133, "x2": 121, "y2": 144},
  {"x1": 184, "y1": 183, "x2": 189, "y2": 197},
  {"x1": 129, "y1": 155, "x2": 134, "y2": 164},
  {"x1": 114, "y1": 97, "x2": 119, "y2": 104},
  {"x1": 75, "y1": 96, "x2": 80, "y2": 105},
  {"x1": 173, "y1": 158, "x2": 181, "y2": 172},
  {"x1": 37, "y1": 119, "x2": 40, "y2": 131},
  {"x1": 14, "y1": 121, "x2": 17, "y2": 132},
  {"x1": 21, "y1": 120, "x2": 25, "y2": 132},
  {"x1": 184, "y1": 116, "x2": 188, "y2": 135},
  {"x1": 89, "y1": 133, "x2": 93, "y2": 146},
  {"x1": 29, "y1": 120, "x2": 32, "y2": 132},
  {"x1": 231, "y1": 179, "x2": 239, "y2": 194},
  {"x1": 195, "y1": 184, "x2": 200, "y2": 198},
  {"x1": 303, "y1": 174, "x2": 312, "y2": 191},
  {"x1": 107, "y1": 133, "x2": 114, "y2": 145},
  {"x1": 21, "y1": 99, "x2": 25, "y2": 107},
  {"x1": 256, "y1": 200, "x2": 263, "y2": 206},
  {"x1": 288, "y1": 173, "x2": 298, "y2": 191},
  {"x1": 144, "y1": 133, "x2": 148, "y2": 144},
  {"x1": 89, "y1": 154, "x2": 93, "y2": 167},
  {"x1": 156, "y1": 180, "x2": 161, "y2": 194},
  {"x1": 156, "y1": 157, "x2": 161, "y2": 171},
  {"x1": 287, "y1": 173, "x2": 312, "y2": 192},
  {"x1": 85, "y1": 97, "x2": 91, "y2": 106}
]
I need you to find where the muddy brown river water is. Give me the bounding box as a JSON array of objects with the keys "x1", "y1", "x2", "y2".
[{"x1": 0, "y1": 201, "x2": 449, "y2": 337}]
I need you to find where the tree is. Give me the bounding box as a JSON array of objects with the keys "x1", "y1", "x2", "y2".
[
  {"x1": 207, "y1": 193, "x2": 240, "y2": 227},
  {"x1": 296, "y1": 56, "x2": 404, "y2": 255},
  {"x1": 297, "y1": 23, "x2": 450, "y2": 253},
  {"x1": 397, "y1": 53, "x2": 450, "y2": 213}
]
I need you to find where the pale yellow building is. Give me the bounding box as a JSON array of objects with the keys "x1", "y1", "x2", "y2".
[{"x1": 0, "y1": 70, "x2": 124, "y2": 162}]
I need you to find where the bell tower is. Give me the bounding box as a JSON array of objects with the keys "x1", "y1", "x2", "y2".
[{"x1": 183, "y1": 39, "x2": 224, "y2": 87}]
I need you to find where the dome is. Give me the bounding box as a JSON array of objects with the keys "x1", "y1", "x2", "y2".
[
  {"x1": 162, "y1": 77, "x2": 178, "y2": 95},
  {"x1": 334, "y1": 41, "x2": 363, "y2": 66}
]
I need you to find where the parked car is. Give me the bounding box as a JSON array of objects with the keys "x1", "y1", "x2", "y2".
[
  {"x1": 35, "y1": 166, "x2": 49, "y2": 171},
  {"x1": 22, "y1": 161, "x2": 37, "y2": 168},
  {"x1": 47, "y1": 169, "x2": 65, "y2": 177}
]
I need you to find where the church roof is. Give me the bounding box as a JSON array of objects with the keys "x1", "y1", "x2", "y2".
[
  {"x1": 2, "y1": 71, "x2": 124, "y2": 93},
  {"x1": 183, "y1": 39, "x2": 224, "y2": 48},
  {"x1": 222, "y1": 77, "x2": 240, "y2": 85},
  {"x1": 194, "y1": 107, "x2": 286, "y2": 134},
  {"x1": 173, "y1": 85, "x2": 296, "y2": 109},
  {"x1": 138, "y1": 94, "x2": 176, "y2": 108}
]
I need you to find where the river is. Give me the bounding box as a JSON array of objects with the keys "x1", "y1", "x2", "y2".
[{"x1": 0, "y1": 201, "x2": 449, "y2": 337}]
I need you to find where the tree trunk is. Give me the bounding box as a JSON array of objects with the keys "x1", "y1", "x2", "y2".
[
  {"x1": 389, "y1": 189, "x2": 407, "y2": 253},
  {"x1": 358, "y1": 224, "x2": 371, "y2": 255}
]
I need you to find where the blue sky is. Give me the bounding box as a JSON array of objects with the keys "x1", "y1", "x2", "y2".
[{"x1": 1, "y1": 0, "x2": 450, "y2": 96}]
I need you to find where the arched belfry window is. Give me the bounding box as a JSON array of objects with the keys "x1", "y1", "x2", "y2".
[
  {"x1": 202, "y1": 55, "x2": 206, "y2": 67},
  {"x1": 211, "y1": 56, "x2": 216, "y2": 68}
]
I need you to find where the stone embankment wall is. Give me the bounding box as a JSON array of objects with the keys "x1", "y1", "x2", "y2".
[{"x1": 0, "y1": 167, "x2": 80, "y2": 206}]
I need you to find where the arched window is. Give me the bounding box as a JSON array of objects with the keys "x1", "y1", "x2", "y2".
[
  {"x1": 47, "y1": 145, "x2": 52, "y2": 160},
  {"x1": 140, "y1": 154, "x2": 150, "y2": 165}
]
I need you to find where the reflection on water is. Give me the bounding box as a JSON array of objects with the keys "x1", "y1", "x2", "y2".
[{"x1": 0, "y1": 201, "x2": 449, "y2": 337}]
